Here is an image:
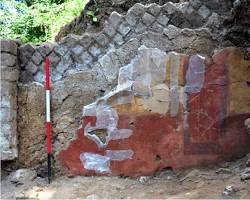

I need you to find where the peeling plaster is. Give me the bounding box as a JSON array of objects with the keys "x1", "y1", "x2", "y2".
[
  {"x1": 80, "y1": 152, "x2": 111, "y2": 173},
  {"x1": 84, "y1": 105, "x2": 133, "y2": 148},
  {"x1": 81, "y1": 47, "x2": 208, "y2": 173},
  {"x1": 80, "y1": 150, "x2": 134, "y2": 173}
]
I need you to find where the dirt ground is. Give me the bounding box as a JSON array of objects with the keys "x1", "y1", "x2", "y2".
[{"x1": 1, "y1": 156, "x2": 250, "y2": 200}]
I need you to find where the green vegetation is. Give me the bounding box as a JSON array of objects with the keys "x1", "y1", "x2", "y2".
[
  {"x1": 0, "y1": 0, "x2": 88, "y2": 44},
  {"x1": 86, "y1": 0, "x2": 99, "y2": 23}
]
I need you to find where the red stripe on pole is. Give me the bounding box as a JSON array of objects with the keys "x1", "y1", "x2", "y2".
[
  {"x1": 46, "y1": 122, "x2": 52, "y2": 153},
  {"x1": 45, "y1": 57, "x2": 50, "y2": 90},
  {"x1": 45, "y1": 57, "x2": 51, "y2": 154}
]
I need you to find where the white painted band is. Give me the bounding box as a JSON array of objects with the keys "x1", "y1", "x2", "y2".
[{"x1": 46, "y1": 90, "x2": 50, "y2": 122}]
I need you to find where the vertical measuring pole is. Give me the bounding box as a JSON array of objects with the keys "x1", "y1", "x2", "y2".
[{"x1": 45, "y1": 57, "x2": 52, "y2": 184}]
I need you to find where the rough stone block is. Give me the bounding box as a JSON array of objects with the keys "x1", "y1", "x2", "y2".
[
  {"x1": 1, "y1": 53, "x2": 17, "y2": 67},
  {"x1": 142, "y1": 12, "x2": 155, "y2": 26},
  {"x1": 109, "y1": 12, "x2": 123, "y2": 28},
  {"x1": 88, "y1": 44, "x2": 103, "y2": 58},
  {"x1": 95, "y1": 33, "x2": 110, "y2": 47},
  {"x1": 162, "y1": 2, "x2": 178, "y2": 15},
  {"x1": 125, "y1": 12, "x2": 140, "y2": 26},
  {"x1": 198, "y1": 5, "x2": 211, "y2": 19},
  {"x1": 8, "y1": 169, "x2": 37, "y2": 184},
  {"x1": 31, "y1": 51, "x2": 44, "y2": 66},
  {"x1": 163, "y1": 25, "x2": 181, "y2": 39},
  {"x1": 54, "y1": 45, "x2": 68, "y2": 56},
  {"x1": 19, "y1": 70, "x2": 34, "y2": 83},
  {"x1": 113, "y1": 33, "x2": 125, "y2": 46},
  {"x1": 56, "y1": 52, "x2": 73, "y2": 73},
  {"x1": 186, "y1": 5, "x2": 195, "y2": 15},
  {"x1": 33, "y1": 71, "x2": 45, "y2": 83},
  {"x1": 80, "y1": 34, "x2": 94, "y2": 48},
  {"x1": 127, "y1": 3, "x2": 145, "y2": 17},
  {"x1": 135, "y1": 22, "x2": 147, "y2": 33},
  {"x1": 156, "y1": 14, "x2": 170, "y2": 26},
  {"x1": 71, "y1": 44, "x2": 84, "y2": 56},
  {"x1": 79, "y1": 51, "x2": 93, "y2": 65},
  {"x1": 48, "y1": 51, "x2": 61, "y2": 67},
  {"x1": 177, "y1": 2, "x2": 190, "y2": 14},
  {"x1": 25, "y1": 61, "x2": 38, "y2": 75},
  {"x1": 189, "y1": 0, "x2": 202, "y2": 9},
  {"x1": 150, "y1": 22, "x2": 164, "y2": 33},
  {"x1": 61, "y1": 34, "x2": 80, "y2": 48},
  {"x1": 37, "y1": 43, "x2": 54, "y2": 57},
  {"x1": 18, "y1": 44, "x2": 36, "y2": 65},
  {"x1": 117, "y1": 22, "x2": 131, "y2": 36},
  {"x1": 103, "y1": 23, "x2": 116, "y2": 37},
  {"x1": 1, "y1": 40, "x2": 17, "y2": 55},
  {"x1": 147, "y1": 3, "x2": 161, "y2": 16}
]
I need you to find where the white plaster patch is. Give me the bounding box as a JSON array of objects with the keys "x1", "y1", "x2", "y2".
[
  {"x1": 80, "y1": 152, "x2": 111, "y2": 173},
  {"x1": 169, "y1": 52, "x2": 181, "y2": 117}
]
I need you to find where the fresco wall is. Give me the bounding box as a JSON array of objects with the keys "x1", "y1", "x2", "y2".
[
  {"x1": 0, "y1": 1, "x2": 249, "y2": 176},
  {"x1": 61, "y1": 47, "x2": 250, "y2": 176}
]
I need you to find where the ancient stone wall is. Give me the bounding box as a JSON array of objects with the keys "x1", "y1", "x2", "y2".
[
  {"x1": 0, "y1": 40, "x2": 19, "y2": 160},
  {"x1": 0, "y1": 1, "x2": 249, "y2": 176},
  {"x1": 61, "y1": 47, "x2": 250, "y2": 177},
  {"x1": 55, "y1": 0, "x2": 233, "y2": 41},
  {"x1": 16, "y1": 1, "x2": 223, "y2": 169}
]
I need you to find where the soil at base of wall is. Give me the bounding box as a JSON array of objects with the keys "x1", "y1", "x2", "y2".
[{"x1": 1, "y1": 154, "x2": 250, "y2": 199}]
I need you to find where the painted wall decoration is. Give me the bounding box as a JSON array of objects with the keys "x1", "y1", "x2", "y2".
[{"x1": 60, "y1": 47, "x2": 250, "y2": 177}]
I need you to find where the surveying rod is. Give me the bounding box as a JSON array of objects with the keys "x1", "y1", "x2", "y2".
[{"x1": 45, "y1": 57, "x2": 52, "y2": 183}]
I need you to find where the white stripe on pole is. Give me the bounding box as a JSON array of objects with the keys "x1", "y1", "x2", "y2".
[{"x1": 46, "y1": 90, "x2": 50, "y2": 122}]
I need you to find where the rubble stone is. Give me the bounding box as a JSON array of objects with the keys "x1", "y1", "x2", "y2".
[
  {"x1": 8, "y1": 169, "x2": 37, "y2": 184},
  {"x1": 109, "y1": 12, "x2": 123, "y2": 28},
  {"x1": 198, "y1": 5, "x2": 211, "y2": 19},
  {"x1": 142, "y1": 12, "x2": 155, "y2": 26}
]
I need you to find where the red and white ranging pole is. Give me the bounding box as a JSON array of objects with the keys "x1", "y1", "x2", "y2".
[{"x1": 45, "y1": 57, "x2": 52, "y2": 183}]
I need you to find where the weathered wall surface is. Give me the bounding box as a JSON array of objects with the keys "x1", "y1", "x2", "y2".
[
  {"x1": 55, "y1": 0, "x2": 233, "y2": 42},
  {"x1": 0, "y1": 1, "x2": 249, "y2": 175},
  {"x1": 61, "y1": 47, "x2": 250, "y2": 177},
  {"x1": 0, "y1": 40, "x2": 19, "y2": 160},
  {"x1": 16, "y1": 1, "x2": 222, "y2": 169}
]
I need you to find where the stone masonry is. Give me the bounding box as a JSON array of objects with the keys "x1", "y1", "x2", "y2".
[
  {"x1": 15, "y1": 1, "x2": 223, "y2": 169},
  {"x1": 0, "y1": 40, "x2": 19, "y2": 160},
  {"x1": 0, "y1": 1, "x2": 249, "y2": 175}
]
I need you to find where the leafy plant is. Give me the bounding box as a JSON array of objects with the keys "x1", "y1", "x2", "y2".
[
  {"x1": 86, "y1": 0, "x2": 99, "y2": 23},
  {"x1": 0, "y1": 0, "x2": 88, "y2": 43},
  {"x1": 86, "y1": 10, "x2": 98, "y2": 22}
]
